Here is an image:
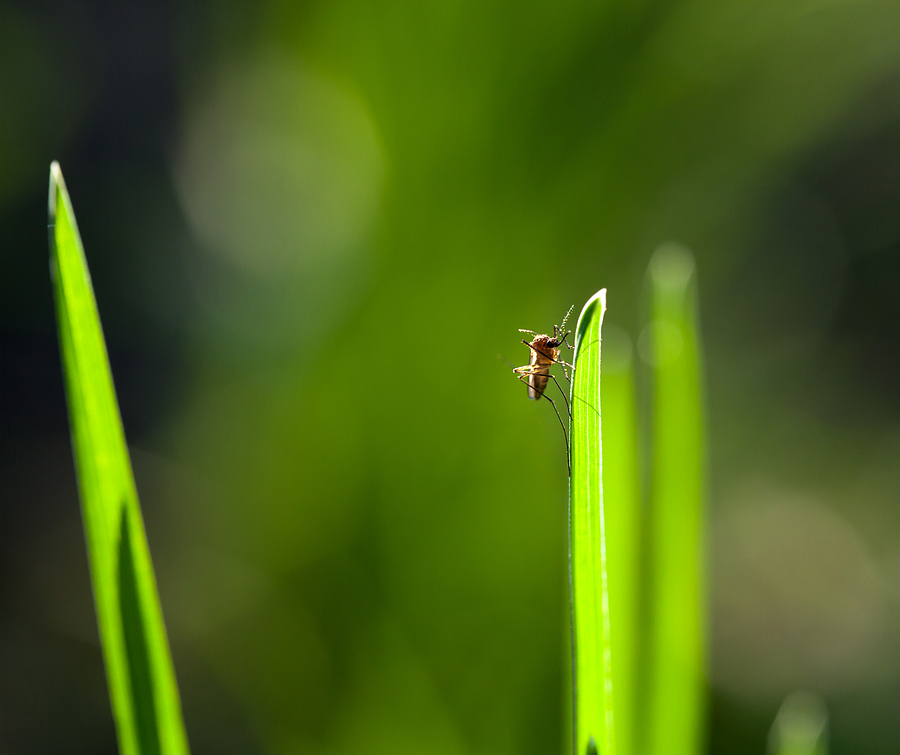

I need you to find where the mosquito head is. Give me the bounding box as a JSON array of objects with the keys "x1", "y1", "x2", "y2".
[{"x1": 552, "y1": 326, "x2": 572, "y2": 346}]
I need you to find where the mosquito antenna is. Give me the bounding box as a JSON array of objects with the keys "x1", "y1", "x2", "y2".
[{"x1": 559, "y1": 304, "x2": 575, "y2": 332}]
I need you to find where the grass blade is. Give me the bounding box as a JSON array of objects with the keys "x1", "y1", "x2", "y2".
[
  {"x1": 48, "y1": 162, "x2": 190, "y2": 755},
  {"x1": 643, "y1": 243, "x2": 706, "y2": 755},
  {"x1": 569, "y1": 288, "x2": 613, "y2": 755},
  {"x1": 599, "y1": 329, "x2": 641, "y2": 755}
]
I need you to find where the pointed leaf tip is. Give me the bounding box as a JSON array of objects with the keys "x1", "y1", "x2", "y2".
[
  {"x1": 573, "y1": 288, "x2": 608, "y2": 363},
  {"x1": 48, "y1": 161, "x2": 63, "y2": 218}
]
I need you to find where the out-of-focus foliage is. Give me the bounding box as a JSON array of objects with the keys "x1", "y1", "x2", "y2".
[
  {"x1": 768, "y1": 692, "x2": 828, "y2": 755},
  {"x1": 643, "y1": 244, "x2": 706, "y2": 755},
  {"x1": 2, "y1": 0, "x2": 900, "y2": 753}
]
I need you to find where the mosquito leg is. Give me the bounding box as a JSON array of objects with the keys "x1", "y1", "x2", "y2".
[
  {"x1": 512, "y1": 368, "x2": 598, "y2": 465},
  {"x1": 513, "y1": 364, "x2": 537, "y2": 398},
  {"x1": 545, "y1": 372, "x2": 571, "y2": 418},
  {"x1": 516, "y1": 360, "x2": 598, "y2": 418},
  {"x1": 553, "y1": 355, "x2": 574, "y2": 382},
  {"x1": 515, "y1": 373, "x2": 571, "y2": 474}
]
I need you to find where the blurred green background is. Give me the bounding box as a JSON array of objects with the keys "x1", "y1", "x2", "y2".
[{"x1": 2, "y1": 1, "x2": 900, "y2": 753}]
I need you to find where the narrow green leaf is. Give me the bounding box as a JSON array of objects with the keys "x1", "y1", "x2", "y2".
[
  {"x1": 569, "y1": 288, "x2": 614, "y2": 755},
  {"x1": 599, "y1": 329, "x2": 641, "y2": 755},
  {"x1": 643, "y1": 243, "x2": 706, "y2": 755},
  {"x1": 48, "y1": 162, "x2": 190, "y2": 755},
  {"x1": 768, "y1": 692, "x2": 828, "y2": 755}
]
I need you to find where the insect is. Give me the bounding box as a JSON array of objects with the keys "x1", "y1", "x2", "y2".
[{"x1": 513, "y1": 305, "x2": 576, "y2": 471}]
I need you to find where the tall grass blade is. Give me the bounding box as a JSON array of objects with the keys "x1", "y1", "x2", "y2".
[
  {"x1": 643, "y1": 243, "x2": 706, "y2": 755},
  {"x1": 569, "y1": 289, "x2": 614, "y2": 755},
  {"x1": 599, "y1": 329, "x2": 641, "y2": 755},
  {"x1": 48, "y1": 162, "x2": 190, "y2": 755}
]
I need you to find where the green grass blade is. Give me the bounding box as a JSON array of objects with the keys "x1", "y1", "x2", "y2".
[
  {"x1": 643, "y1": 243, "x2": 706, "y2": 755},
  {"x1": 48, "y1": 162, "x2": 190, "y2": 755},
  {"x1": 599, "y1": 329, "x2": 641, "y2": 755},
  {"x1": 569, "y1": 288, "x2": 613, "y2": 755},
  {"x1": 768, "y1": 693, "x2": 828, "y2": 755}
]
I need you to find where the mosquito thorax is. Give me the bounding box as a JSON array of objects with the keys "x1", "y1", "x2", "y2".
[{"x1": 528, "y1": 335, "x2": 559, "y2": 361}]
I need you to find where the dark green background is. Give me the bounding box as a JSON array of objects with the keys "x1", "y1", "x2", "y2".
[{"x1": 2, "y1": 1, "x2": 900, "y2": 753}]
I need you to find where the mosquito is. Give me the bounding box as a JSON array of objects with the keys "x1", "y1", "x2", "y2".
[{"x1": 513, "y1": 305, "x2": 576, "y2": 472}]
